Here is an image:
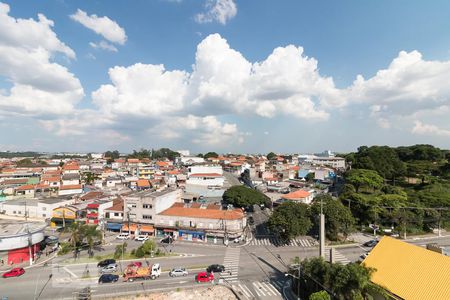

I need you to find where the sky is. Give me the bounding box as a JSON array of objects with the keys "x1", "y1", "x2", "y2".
[{"x1": 1, "y1": 0, "x2": 450, "y2": 154}]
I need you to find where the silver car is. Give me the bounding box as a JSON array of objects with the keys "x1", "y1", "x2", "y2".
[
  {"x1": 100, "y1": 264, "x2": 117, "y2": 274},
  {"x1": 169, "y1": 267, "x2": 188, "y2": 277}
]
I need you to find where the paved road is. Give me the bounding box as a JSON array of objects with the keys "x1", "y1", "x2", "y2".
[{"x1": 2, "y1": 233, "x2": 450, "y2": 300}]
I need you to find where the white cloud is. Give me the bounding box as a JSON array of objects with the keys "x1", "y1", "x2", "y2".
[
  {"x1": 89, "y1": 40, "x2": 118, "y2": 52},
  {"x1": 195, "y1": 0, "x2": 237, "y2": 25},
  {"x1": 70, "y1": 9, "x2": 127, "y2": 45},
  {"x1": 412, "y1": 121, "x2": 450, "y2": 137},
  {"x1": 151, "y1": 114, "x2": 242, "y2": 146},
  {"x1": 0, "y1": 2, "x2": 83, "y2": 116},
  {"x1": 92, "y1": 34, "x2": 331, "y2": 121},
  {"x1": 92, "y1": 63, "x2": 188, "y2": 116}
]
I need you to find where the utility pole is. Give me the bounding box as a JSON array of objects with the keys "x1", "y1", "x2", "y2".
[
  {"x1": 319, "y1": 197, "x2": 325, "y2": 258},
  {"x1": 24, "y1": 202, "x2": 34, "y2": 266}
]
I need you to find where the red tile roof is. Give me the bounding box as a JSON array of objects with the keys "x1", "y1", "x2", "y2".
[
  {"x1": 137, "y1": 179, "x2": 150, "y2": 187},
  {"x1": 282, "y1": 189, "x2": 310, "y2": 200},
  {"x1": 63, "y1": 164, "x2": 79, "y2": 171},
  {"x1": 60, "y1": 184, "x2": 82, "y2": 190},
  {"x1": 159, "y1": 205, "x2": 244, "y2": 220},
  {"x1": 105, "y1": 198, "x2": 124, "y2": 212},
  {"x1": 16, "y1": 184, "x2": 35, "y2": 191},
  {"x1": 127, "y1": 158, "x2": 140, "y2": 163}
]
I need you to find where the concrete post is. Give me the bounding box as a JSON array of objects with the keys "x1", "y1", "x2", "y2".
[{"x1": 319, "y1": 213, "x2": 325, "y2": 258}]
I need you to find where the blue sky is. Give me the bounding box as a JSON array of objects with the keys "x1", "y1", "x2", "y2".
[{"x1": 1, "y1": 0, "x2": 450, "y2": 154}]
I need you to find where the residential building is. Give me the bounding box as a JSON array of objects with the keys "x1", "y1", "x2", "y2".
[
  {"x1": 281, "y1": 189, "x2": 314, "y2": 204},
  {"x1": 154, "y1": 203, "x2": 246, "y2": 244}
]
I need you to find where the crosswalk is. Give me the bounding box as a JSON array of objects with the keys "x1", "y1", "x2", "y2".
[
  {"x1": 249, "y1": 236, "x2": 318, "y2": 247},
  {"x1": 232, "y1": 280, "x2": 282, "y2": 299},
  {"x1": 324, "y1": 247, "x2": 350, "y2": 264},
  {"x1": 220, "y1": 247, "x2": 240, "y2": 283}
]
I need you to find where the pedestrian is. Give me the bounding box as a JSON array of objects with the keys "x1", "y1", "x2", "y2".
[{"x1": 1, "y1": 259, "x2": 4, "y2": 266}]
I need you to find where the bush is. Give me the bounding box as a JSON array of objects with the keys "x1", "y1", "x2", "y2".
[
  {"x1": 135, "y1": 247, "x2": 145, "y2": 258},
  {"x1": 114, "y1": 242, "x2": 127, "y2": 259},
  {"x1": 58, "y1": 242, "x2": 72, "y2": 255},
  {"x1": 130, "y1": 249, "x2": 136, "y2": 256}
]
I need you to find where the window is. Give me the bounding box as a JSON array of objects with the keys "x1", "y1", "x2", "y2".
[
  {"x1": 13, "y1": 211, "x2": 16, "y2": 214},
  {"x1": 143, "y1": 215, "x2": 152, "y2": 220},
  {"x1": 114, "y1": 213, "x2": 119, "y2": 217},
  {"x1": 131, "y1": 204, "x2": 137, "y2": 208},
  {"x1": 18, "y1": 211, "x2": 21, "y2": 214},
  {"x1": 106, "y1": 213, "x2": 110, "y2": 218},
  {"x1": 143, "y1": 204, "x2": 152, "y2": 209}
]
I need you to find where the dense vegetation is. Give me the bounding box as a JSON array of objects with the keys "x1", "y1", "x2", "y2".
[
  {"x1": 222, "y1": 185, "x2": 270, "y2": 208},
  {"x1": 342, "y1": 144, "x2": 450, "y2": 235},
  {"x1": 0, "y1": 151, "x2": 42, "y2": 158},
  {"x1": 127, "y1": 148, "x2": 180, "y2": 161},
  {"x1": 291, "y1": 257, "x2": 386, "y2": 300}
]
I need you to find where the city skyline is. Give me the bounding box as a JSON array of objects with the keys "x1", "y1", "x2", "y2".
[{"x1": 1, "y1": 0, "x2": 450, "y2": 153}]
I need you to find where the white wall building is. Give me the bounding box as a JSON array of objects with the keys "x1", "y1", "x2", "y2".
[{"x1": 186, "y1": 165, "x2": 224, "y2": 187}]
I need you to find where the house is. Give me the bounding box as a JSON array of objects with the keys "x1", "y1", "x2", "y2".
[
  {"x1": 176, "y1": 156, "x2": 205, "y2": 166},
  {"x1": 137, "y1": 179, "x2": 151, "y2": 191},
  {"x1": 106, "y1": 177, "x2": 123, "y2": 188},
  {"x1": 154, "y1": 203, "x2": 246, "y2": 244},
  {"x1": 104, "y1": 197, "x2": 124, "y2": 231},
  {"x1": 15, "y1": 184, "x2": 35, "y2": 198},
  {"x1": 186, "y1": 165, "x2": 224, "y2": 187},
  {"x1": 59, "y1": 184, "x2": 83, "y2": 196},
  {"x1": 123, "y1": 188, "x2": 183, "y2": 235},
  {"x1": 362, "y1": 236, "x2": 450, "y2": 300},
  {"x1": 61, "y1": 173, "x2": 80, "y2": 185},
  {"x1": 281, "y1": 189, "x2": 313, "y2": 204},
  {"x1": 62, "y1": 163, "x2": 80, "y2": 174}
]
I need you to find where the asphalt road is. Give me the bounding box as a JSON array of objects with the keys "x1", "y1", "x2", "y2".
[{"x1": 2, "y1": 234, "x2": 450, "y2": 300}]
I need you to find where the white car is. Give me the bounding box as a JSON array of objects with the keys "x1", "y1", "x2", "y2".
[
  {"x1": 116, "y1": 233, "x2": 130, "y2": 240},
  {"x1": 135, "y1": 235, "x2": 149, "y2": 242},
  {"x1": 100, "y1": 264, "x2": 117, "y2": 274},
  {"x1": 169, "y1": 267, "x2": 188, "y2": 277}
]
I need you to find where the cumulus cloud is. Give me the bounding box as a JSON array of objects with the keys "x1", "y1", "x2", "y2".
[
  {"x1": 195, "y1": 0, "x2": 237, "y2": 25},
  {"x1": 150, "y1": 114, "x2": 242, "y2": 146},
  {"x1": 92, "y1": 63, "x2": 188, "y2": 116},
  {"x1": 412, "y1": 121, "x2": 450, "y2": 137},
  {"x1": 92, "y1": 34, "x2": 331, "y2": 121},
  {"x1": 89, "y1": 40, "x2": 118, "y2": 52},
  {"x1": 70, "y1": 9, "x2": 127, "y2": 45},
  {"x1": 0, "y1": 2, "x2": 83, "y2": 116}
]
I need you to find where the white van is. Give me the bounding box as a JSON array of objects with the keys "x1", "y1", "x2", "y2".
[{"x1": 116, "y1": 233, "x2": 130, "y2": 240}]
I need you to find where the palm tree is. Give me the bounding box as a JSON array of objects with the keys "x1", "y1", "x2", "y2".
[
  {"x1": 66, "y1": 222, "x2": 84, "y2": 259},
  {"x1": 83, "y1": 225, "x2": 103, "y2": 257}
]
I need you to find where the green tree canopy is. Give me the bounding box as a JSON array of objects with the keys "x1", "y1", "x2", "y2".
[
  {"x1": 345, "y1": 169, "x2": 384, "y2": 193},
  {"x1": 267, "y1": 152, "x2": 277, "y2": 160},
  {"x1": 309, "y1": 291, "x2": 331, "y2": 300},
  {"x1": 16, "y1": 158, "x2": 33, "y2": 167},
  {"x1": 292, "y1": 257, "x2": 384, "y2": 300},
  {"x1": 204, "y1": 152, "x2": 219, "y2": 159},
  {"x1": 222, "y1": 186, "x2": 269, "y2": 208},
  {"x1": 311, "y1": 194, "x2": 355, "y2": 241},
  {"x1": 268, "y1": 202, "x2": 312, "y2": 240},
  {"x1": 104, "y1": 150, "x2": 120, "y2": 159},
  {"x1": 353, "y1": 146, "x2": 406, "y2": 180}
]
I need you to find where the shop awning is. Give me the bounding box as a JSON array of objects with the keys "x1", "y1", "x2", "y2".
[
  {"x1": 140, "y1": 225, "x2": 154, "y2": 233},
  {"x1": 179, "y1": 229, "x2": 204, "y2": 235},
  {"x1": 121, "y1": 224, "x2": 137, "y2": 232}
]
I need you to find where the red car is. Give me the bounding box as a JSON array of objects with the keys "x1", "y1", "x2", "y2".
[
  {"x1": 196, "y1": 272, "x2": 214, "y2": 283},
  {"x1": 2, "y1": 267, "x2": 25, "y2": 278}
]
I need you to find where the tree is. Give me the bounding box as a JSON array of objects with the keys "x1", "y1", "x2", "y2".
[
  {"x1": 292, "y1": 257, "x2": 384, "y2": 300},
  {"x1": 66, "y1": 222, "x2": 84, "y2": 258},
  {"x1": 268, "y1": 202, "x2": 312, "y2": 241},
  {"x1": 222, "y1": 186, "x2": 270, "y2": 208},
  {"x1": 104, "y1": 150, "x2": 120, "y2": 159},
  {"x1": 311, "y1": 195, "x2": 355, "y2": 241},
  {"x1": 352, "y1": 146, "x2": 406, "y2": 180},
  {"x1": 267, "y1": 152, "x2": 277, "y2": 160},
  {"x1": 83, "y1": 172, "x2": 98, "y2": 185},
  {"x1": 305, "y1": 172, "x2": 315, "y2": 182},
  {"x1": 204, "y1": 152, "x2": 219, "y2": 159},
  {"x1": 196, "y1": 153, "x2": 204, "y2": 158},
  {"x1": 345, "y1": 169, "x2": 384, "y2": 193},
  {"x1": 309, "y1": 291, "x2": 330, "y2": 300},
  {"x1": 151, "y1": 148, "x2": 180, "y2": 160},
  {"x1": 84, "y1": 225, "x2": 102, "y2": 257},
  {"x1": 16, "y1": 158, "x2": 33, "y2": 167},
  {"x1": 114, "y1": 242, "x2": 127, "y2": 259}
]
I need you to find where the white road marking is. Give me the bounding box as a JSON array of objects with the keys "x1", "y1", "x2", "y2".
[{"x1": 63, "y1": 267, "x2": 78, "y2": 278}]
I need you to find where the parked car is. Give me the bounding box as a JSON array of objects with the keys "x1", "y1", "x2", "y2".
[
  {"x1": 100, "y1": 264, "x2": 117, "y2": 274},
  {"x1": 98, "y1": 274, "x2": 119, "y2": 284},
  {"x1": 161, "y1": 236, "x2": 174, "y2": 244},
  {"x1": 2, "y1": 268, "x2": 25, "y2": 278},
  {"x1": 360, "y1": 252, "x2": 370, "y2": 260},
  {"x1": 169, "y1": 267, "x2": 188, "y2": 277},
  {"x1": 196, "y1": 272, "x2": 214, "y2": 283},
  {"x1": 135, "y1": 235, "x2": 149, "y2": 242},
  {"x1": 206, "y1": 264, "x2": 225, "y2": 273},
  {"x1": 97, "y1": 259, "x2": 116, "y2": 268},
  {"x1": 44, "y1": 235, "x2": 59, "y2": 245},
  {"x1": 116, "y1": 233, "x2": 130, "y2": 240},
  {"x1": 363, "y1": 239, "x2": 379, "y2": 247},
  {"x1": 233, "y1": 236, "x2": 242, "y2": 243}
]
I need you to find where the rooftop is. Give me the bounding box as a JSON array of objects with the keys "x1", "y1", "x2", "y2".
[
  {"x1": 0, "y1": 220, "x2": 47, "y2": 237},
  {"x1": 362, "y1": 236, "x2": 450, "y2": 300},
  {"x1": 159, "y1": 204, "x2": 244, "y2": 220}
]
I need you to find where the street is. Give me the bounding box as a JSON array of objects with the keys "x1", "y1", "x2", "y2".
[{"x1": 2, "y1": 233, "x2": 450, "y2": 300}]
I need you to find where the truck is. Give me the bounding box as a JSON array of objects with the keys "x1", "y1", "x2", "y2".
[{"x1": 123, "y1": 263, "x2": 161, "y2": 282}]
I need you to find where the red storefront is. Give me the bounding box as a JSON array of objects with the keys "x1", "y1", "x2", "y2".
[{"x1": 86, "y1": 203, "x2": 99, "y2": 225}]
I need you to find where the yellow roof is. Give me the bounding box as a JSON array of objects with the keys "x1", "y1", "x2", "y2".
[{"x1": 362, "y1": 236, "x2": 450, "y2": 300}]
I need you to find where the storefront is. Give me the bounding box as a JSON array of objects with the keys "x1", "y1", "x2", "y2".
[
  {"x1": 178, "y1": 229, "x2": 205, "y2": 242},
  {"x1": 106, "y1": 222, "x2": 122, "y2": 231},
  {"x1": 156, "y1": 228, "x2": 176, "y2": 238}
]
